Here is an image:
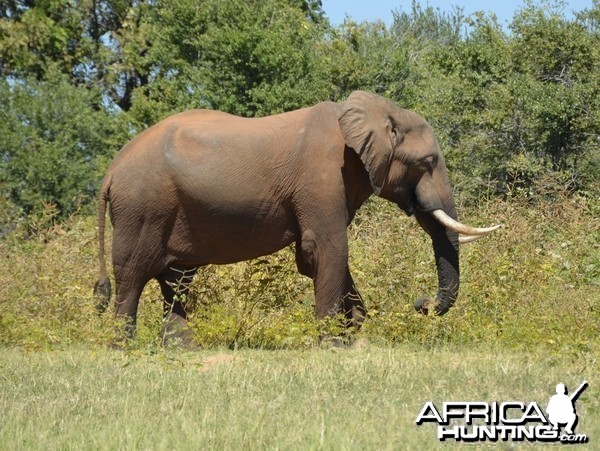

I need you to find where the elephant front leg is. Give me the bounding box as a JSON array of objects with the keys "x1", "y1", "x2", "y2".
[
  {"x1": 298, "y1": 229, "x2": 366, "y2": 330},
  {"x1": 341, "y1": 274, "x2": 366, "y2": 330}
]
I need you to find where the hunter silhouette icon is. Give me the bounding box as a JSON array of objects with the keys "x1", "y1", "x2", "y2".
[{"x1": 546, "y1": 381, "x2": 588, "y2": 435}]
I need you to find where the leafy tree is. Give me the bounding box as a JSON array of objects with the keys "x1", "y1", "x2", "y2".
[
  {"x1": 403, "y1": 1, "x2": 600, "y2": 197},
  {"x1": 316, "y1": 19, "x2": 405, "y2": 101},
  {"x1": 0, "y1": 0, "x2": 87, "y2": 80},
  {"x1": 507, "y1": 2, "x2": 600, "y2": 191},
  {"x1": 0, "y1": 69, "x2": 126, "y2": 228},
  {"x1": 0, "y1": 0, "x2": 155, "y2": 111},
  {"x1": 127, "y1": 0, "x2": 330, "y2": 125}
]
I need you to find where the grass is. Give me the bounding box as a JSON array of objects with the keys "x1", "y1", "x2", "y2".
[{"x1": 1, "y1": 344, "x2": 597, "y2": 450}]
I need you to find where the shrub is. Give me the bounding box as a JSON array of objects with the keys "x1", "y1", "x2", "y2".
[{"x1": 1, "y1": 193, "x2": 597, "y2": 352}]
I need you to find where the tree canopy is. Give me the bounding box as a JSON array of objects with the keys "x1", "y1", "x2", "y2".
[{"x1": 1, "y1": 0, "x2": 599, "y2": 229}]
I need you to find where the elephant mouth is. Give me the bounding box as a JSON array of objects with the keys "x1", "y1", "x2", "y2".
[
  {"x1": 399, "y1": 203, "x2": 416, "y2": 216},
  {"x1": 396, "y1": 193, "x2": 418, "y2": 216}
]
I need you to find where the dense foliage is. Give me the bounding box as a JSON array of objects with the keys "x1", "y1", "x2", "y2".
[
  {"x1": 1, "y1": 0, "x2": 599, "y2": 228},
  {"x1": 1, "y1": 194, "x2": 598, "y2": 350}
]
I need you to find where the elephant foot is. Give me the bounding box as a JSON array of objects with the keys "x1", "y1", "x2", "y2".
[
  {"x1": 319, "y1": 335, "x2": 351, "y2": 349},
  {"x1": 319, "y1": 335, "x2": 371, "y2": 350},
  {"x1": 161, "y1": 313, "x2": 198, "y2": 350},
  {"x1": 108, "y1": 315, "x2": 137, "y2": 349}
]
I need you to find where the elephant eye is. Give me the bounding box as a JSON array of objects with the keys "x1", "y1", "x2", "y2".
[
  {"x1": 391, "y1": 128, "x2": 399, "y2": 146},
  {"x1": 419, "y1": 155, "x2": 435, "y2": 172}
]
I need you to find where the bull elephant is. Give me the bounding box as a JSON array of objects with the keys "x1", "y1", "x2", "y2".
[{"x1": 94, "y1": 91, "x2": 499, "y2": 337}]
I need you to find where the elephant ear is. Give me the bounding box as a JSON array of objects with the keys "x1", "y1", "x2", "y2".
[{"x1": 338, "y1": 91, "x2": 394, "y2": 195}]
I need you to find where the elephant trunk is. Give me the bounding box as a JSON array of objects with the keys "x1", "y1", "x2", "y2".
[
  {"x1": 413, "y1": 173, "x2": 460, "y2": 315},
  {"x1": 414, "y1": 210, "x2": 460, "y2": 315}
]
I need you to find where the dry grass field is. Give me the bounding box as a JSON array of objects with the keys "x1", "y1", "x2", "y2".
[{"x1": 1, "y1": 345, "x2": 597, "y2": 449}]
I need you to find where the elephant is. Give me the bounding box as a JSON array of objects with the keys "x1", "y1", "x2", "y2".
[{"x1": 93, "y1": 90, "x2": 500, "y2": 338}]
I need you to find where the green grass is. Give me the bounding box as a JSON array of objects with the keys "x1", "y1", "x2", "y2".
[{"x1": 1, "y1": 345, "x2": 597, "y2": 450}]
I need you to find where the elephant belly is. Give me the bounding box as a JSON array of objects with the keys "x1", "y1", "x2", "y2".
[{"x1": 167, "y1": 205, "x2": 298, "y2": 266}]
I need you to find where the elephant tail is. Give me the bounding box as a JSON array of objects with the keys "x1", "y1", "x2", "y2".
[{"x1": 93, "y1": 175, "x2": 112, "y2": 312}]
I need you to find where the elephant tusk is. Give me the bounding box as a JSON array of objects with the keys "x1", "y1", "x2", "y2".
[
  {"x1": 432, "y1": 209, "x2": 502, "y2": 236},
  {"x1": 459, "y1": 235, "x2": 482, "y2": 244}
]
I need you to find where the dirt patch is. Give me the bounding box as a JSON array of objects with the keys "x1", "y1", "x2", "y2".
[{"x1": 198, "y1": 354, "x2": 235, "y2": 373}]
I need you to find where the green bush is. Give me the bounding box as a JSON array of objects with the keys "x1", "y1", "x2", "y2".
[{"x1": 1, "y1": 194, "x2": 597, "y2": 351}]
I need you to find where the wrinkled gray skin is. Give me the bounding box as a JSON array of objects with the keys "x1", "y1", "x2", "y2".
[{"x1": 94, "y1": 91, "x2": 460, "y2": 336}]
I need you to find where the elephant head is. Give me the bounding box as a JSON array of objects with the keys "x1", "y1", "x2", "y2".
[{"x1": 338, "y1": 91, "x2": 499, "y2": 315}]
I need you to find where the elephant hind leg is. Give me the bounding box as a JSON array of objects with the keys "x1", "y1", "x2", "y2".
[
  {"x1": 113, "y1": 266, "x2": 148, "y2": 339},
  {"x1": 156, "y1": 266, "x2": 198, "y2": 348},
  {"x1": 156, "y1": 266, "x2": 198, "y2": 319}
]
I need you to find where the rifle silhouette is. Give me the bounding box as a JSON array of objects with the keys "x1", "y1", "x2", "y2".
[{"x1": 570, "y1": 381, "x2": 588, "y2": 403}]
